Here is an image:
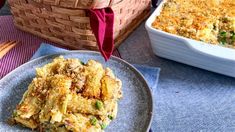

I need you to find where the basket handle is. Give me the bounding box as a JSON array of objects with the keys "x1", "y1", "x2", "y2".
[
  {"x1": 108, "y1": 0, "x2": 123, "y2": 7},
  {"x1": 29, "y1": 0, "x2": 122, "y2": 9},
  {"x1": 91, "y1": 0, "x2": 123, "y2": 9}
]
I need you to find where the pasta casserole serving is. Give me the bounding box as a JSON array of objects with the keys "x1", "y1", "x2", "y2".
[{"x1": 10, "y1": 56, "x2": 122, "y2": 132}]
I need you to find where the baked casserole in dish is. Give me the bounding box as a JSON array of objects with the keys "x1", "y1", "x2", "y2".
[
  {"x1": 146, "y1": 0, "x2": 235, "y2": 77},
  {"x1": 152, "y1": 0, "x2": 235, "y2": 48}
]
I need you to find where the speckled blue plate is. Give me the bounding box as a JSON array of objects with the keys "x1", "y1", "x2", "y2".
[{"x1": 0, "y1": 51, "x2": 153, "y2": 132}]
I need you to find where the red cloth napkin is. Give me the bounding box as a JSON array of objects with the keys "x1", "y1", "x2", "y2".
[{"x1": 89, "y1": 7, "x2": 114, "y2": 61}]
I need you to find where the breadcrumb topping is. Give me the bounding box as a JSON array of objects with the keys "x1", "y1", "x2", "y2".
[{"x1": 152, "y1": 0, "x2": 235, "y2": 48}]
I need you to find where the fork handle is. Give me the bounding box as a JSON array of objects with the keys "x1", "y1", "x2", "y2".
[{"x1": 0, "y1": 44, "x2": 15, "y2": 59}]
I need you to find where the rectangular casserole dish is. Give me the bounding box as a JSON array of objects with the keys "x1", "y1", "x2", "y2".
[{"x1": 145, "y1": 0, "x2": 235, "y2": 78}]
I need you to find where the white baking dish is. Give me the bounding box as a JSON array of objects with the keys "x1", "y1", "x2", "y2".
[{"x1": 145, "y1": 0, "x2": 235, "y2": 78}]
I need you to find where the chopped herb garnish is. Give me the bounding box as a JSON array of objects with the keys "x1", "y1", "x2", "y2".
[
  {"x1": 108, "y1": 115, "x2": 113, "y2": 120},
  {"x1": 231, "y1": 34, "x2": 235, "y2": 41},
  {"x1": 213, "y1": 24, "x2": 217, "y2": 30},
  {"x1": 222, "y1": 17, "x2": 228, "y2": 23},
  {"x1": 95, "y1": 101, "x2": 103, "y2": 110},
  {"x1": 101, "y1": 123, "x2": 107, "y2": 130},
  {"x1": 220, "y1": 31, "x2": 227, "y2": 37},
  {"x1": 230, "y1": 31, "x2": 235, "y2": 35},
  {"x1": 13, "y1": 111, "x2": 17, "y2": 117},
  {"x1": 220, "y1": 39, "x2": 226, "y2": 45},
  {"x1": 80, "y1": 61, "x2": 85, "y2": 65},
  {"x1": 90, "y1": 117, "x2": 97, "y2": 125}
]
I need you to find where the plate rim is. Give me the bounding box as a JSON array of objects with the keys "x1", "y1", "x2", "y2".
[{"x1": 0, "y1": 50, "x2": 153, "y2": 131}]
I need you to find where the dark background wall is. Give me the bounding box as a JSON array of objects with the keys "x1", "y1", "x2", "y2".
[{"x1": 0, "y1": 2, "x2": 11, "y2": 16}]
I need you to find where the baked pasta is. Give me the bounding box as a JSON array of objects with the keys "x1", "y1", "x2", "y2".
[
  {"x1": 152, "y1": 0, "x2": 235, "y2": 48},
  {"x1": 11, "y1": 56, "x2": 122, "y2": 132}
]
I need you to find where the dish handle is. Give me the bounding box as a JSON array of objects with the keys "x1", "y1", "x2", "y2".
[{"x1": 181, "y1": 39, "x2": 235, "y2": 61}]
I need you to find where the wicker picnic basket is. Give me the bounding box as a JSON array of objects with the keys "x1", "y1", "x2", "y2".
[{"x1": 8, "y1": 0, "x2": 151, "y2": 50}]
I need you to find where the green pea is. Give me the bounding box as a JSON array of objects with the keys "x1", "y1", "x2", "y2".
[
  {"x1": 220, "y1": 31, "x2": 227, "y2": 38},
  {"x1": 95, "y1": 101, "x2": 103, "y2": 110},
  {"x1": 108, "y1": 115, "x2": 113, "y2": 120},
  {"x1": 80, "y1": 61, "x2": 85, "y2": 65},
  {"x1": 101, "y1": 123, "x2": 107, "y2": 130},
  {"x1": 90, "y1": 117, "x2": 97, "y2": 126}
]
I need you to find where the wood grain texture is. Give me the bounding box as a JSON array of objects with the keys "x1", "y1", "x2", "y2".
[
  {"x1": 0, "y1": 41, "x2": 17, "y2": 59},
  {"x1": 31, "y1": 0, "x2": 123, "y2": 9}
]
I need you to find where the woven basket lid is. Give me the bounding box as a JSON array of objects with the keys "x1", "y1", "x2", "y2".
[{"x1": 31, "y1": 0, "x2": 123, "y2": 9}]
